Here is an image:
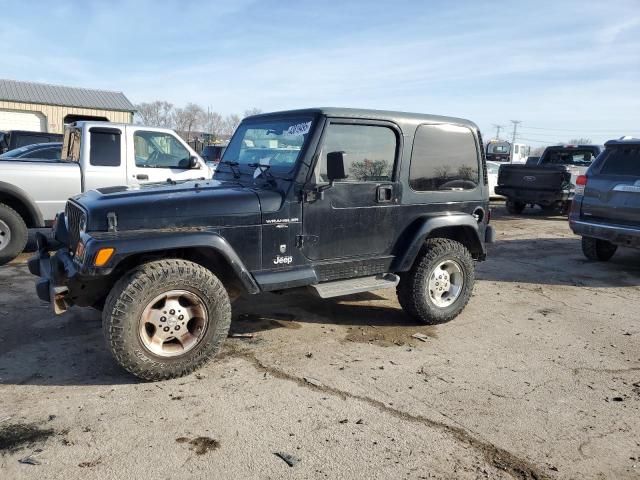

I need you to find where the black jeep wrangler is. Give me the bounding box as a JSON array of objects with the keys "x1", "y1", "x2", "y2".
[{"x1": 30, "y1": 108, "x2": 494, "y2": 380}]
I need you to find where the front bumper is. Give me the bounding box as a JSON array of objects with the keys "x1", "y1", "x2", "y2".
[
  {"x1": 494, "y1": 187, "x2": 570, "y2": 205},
  {"x1": 28, "y1": 232, "x2": 77, "y2": 314},
  {"x1": 570, "y1": 219, "x2": 640, "y2": 248}
]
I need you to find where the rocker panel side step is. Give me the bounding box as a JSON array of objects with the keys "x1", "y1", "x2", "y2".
[{"x1": 309, "y1": 273, "x2": 399, "y2": 299}]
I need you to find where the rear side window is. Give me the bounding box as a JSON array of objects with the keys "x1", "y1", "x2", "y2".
[
  {"x1": 599, "y1": 146, "x2": 640, "y2": 176},
  {"x1": 410, "y1": 124, "x2": 479, "y2": 191},
  {"x1": 90, "y1": 129, "x2": 121, "y2": 166}
]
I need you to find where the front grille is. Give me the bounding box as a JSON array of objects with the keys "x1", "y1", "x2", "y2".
[{"x1": 65, "y1": 201, "x2": 84, "y2": 252}]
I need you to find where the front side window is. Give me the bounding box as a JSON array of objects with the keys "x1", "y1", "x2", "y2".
[
  {"x1": 410, "y1": 124, "x2": 480, "y2": 191},
  {"x1": 222, "y1": 117, "x2": 313, "y2": 172},
  {"x1": 134, "y1": 131, "x2": 190, "y2": 169},
  {"x1": 316, "y1": 123, "x2": 396, "y2": 182},
  {"x1": 90, "y1": 130, "x2": 121, "y2": 166}
]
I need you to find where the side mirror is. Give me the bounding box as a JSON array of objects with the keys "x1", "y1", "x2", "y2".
[
  {"x1": 189, "y1": 156, "x2": 201, "y2": 169},
  {"x1": 326, "y1": 151, "x2": 347, "y2": 182}
]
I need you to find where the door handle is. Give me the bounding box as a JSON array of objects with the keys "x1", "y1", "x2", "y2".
[
  {"x1": 377, "y1": 185, "x2": 393, "y2": 203},
  {"x1": 136, "y1": 174, "x2": 149, "y2": 180}
]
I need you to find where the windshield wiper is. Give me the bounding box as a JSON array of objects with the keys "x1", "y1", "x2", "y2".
[{"x1": 219, "y1": 160, "x2": 241, "y2": 179}]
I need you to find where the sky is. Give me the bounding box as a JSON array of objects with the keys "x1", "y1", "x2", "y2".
[{"x1": 1, "y1": 0, "x2": 639, "y2": 145}]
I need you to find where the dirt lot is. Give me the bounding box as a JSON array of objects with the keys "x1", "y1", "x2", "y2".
[{"x1": 1, "y1": 204, "x2": 639, "y2": 479}]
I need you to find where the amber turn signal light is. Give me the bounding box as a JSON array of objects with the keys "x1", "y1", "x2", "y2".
[{"x1": 94, "y1": 248, "x2": 115, "y2": 267}]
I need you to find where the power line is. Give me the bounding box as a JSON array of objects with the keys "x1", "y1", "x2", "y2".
[
  {"x1": 520, "y1": 125, "x2": 635, "y2": 133},
  {"x1": 492, "y1": 124, "x2": 505, "y2": 139}
]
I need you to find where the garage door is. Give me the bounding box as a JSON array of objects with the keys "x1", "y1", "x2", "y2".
[{"x1": 0, "y1": 109, "x2": 46, "y2": 132}]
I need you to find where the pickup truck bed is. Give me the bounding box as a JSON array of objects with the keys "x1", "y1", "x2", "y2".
[{"x1": 496, "y1": 164, "x2": 571, "y2": 213}]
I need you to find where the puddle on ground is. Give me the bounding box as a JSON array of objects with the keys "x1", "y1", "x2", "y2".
[
  {"x1": 0, "y1": 423, "x2": 55, "y2": 453},
  {"x1": 344, "y1": 325, "x2": 438, "y2": 347},
  {"x1": 176, "y1": 436, "x2": 220, "y2": 455}
]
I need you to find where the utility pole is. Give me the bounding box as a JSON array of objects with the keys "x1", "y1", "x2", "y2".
[
  {"x1": 492, "y1": 124, "x2": 504, "y2": 140},
  {"x1": 510, "y1": 120, "x2": 522, "y2": 162}
]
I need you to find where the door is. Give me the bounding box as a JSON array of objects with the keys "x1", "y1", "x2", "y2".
[
  {"x1": 0, "y1": 109, "x2": 46, "y2": 132},
  {"x1": 82, "y1": 127, "x2": 128, "y2": 192},
  {"x1": 302, "y1": 121, "x2": 399, "y2": 261},
  {"x1": 128, "y1": 128, "x2": 202, "y2": 184}
]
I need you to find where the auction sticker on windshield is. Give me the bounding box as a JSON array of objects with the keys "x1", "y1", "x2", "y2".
[{"x1": 283, "y1": 121, "x2": 312, "y2": 136}]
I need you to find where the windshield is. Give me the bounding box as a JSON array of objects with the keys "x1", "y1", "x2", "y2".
[
  {"x1": 220, "y1": 117, "x2": 314, "y2": 174},
  {"x1": 488, "y1": 144, "x2": 509, "y2": 154},
  {"x1": 0, "y1": 145, "x2": 34, "y2": 158},
  {"x1": 542, "y1": 149, "x2": 596, "y2": 166}
]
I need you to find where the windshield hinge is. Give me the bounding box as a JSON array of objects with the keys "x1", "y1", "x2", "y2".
[{"x1": 107, "y1": 212, "x2": 118, "y2": 233}]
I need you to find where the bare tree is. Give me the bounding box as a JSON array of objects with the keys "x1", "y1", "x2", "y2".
[
  {"x1": 567, "y1": 138, "x2": 592, "y2": 145},
  {"x1": 243, "y1": 108, "x2": 262, "y2": 118},
  {"x1": 219, "y1": 114, "x2": 242, "y2": 137},
  {"x1": 134, "y1": 101, "x2": 174, "y2": 127},
  {"x1": 202, "y1": 110, "x2": 224, "y2": 139},
  {"x1": 172, "y1": 103, "x2": 205, "y2": 141}
]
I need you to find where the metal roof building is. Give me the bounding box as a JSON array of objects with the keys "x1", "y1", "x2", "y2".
[{"x1": 0, "y1": 79, "x2": 135, "y2": 133}]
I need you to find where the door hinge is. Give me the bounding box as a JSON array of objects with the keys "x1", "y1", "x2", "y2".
[{"x1": 296, "y1": 235, "x2": 318, "y2": 248}]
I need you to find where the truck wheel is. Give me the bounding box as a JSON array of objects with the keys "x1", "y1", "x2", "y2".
[
  {"x1": 506, "y1": 200, "x2": 525, "y2": 214},
  {"x1": 397, "y1": 238, "x2": 475, "y2": 325},
  {"x1": 103, "y1": 259, "x2": 231, "y2": 381},
  {"x1": 0, "y1": 203, "x2": 28, "y2": 266},
  {"x1": 581, "y1": 236, "x2": 617, "y2": 261}
]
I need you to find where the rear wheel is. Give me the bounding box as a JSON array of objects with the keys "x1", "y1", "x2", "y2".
[
  {"x1": 506, "y1": 199, "x2": 526, "y2": 215},
  {"x1": 397, "y1": 238, "x2": 475, "y2": 325},
  {"x1": 0, "y1": 204, "x2": 28, "y2": 266},
  {"x1": 581, "y1": 236, "x2": 617, "y2": 261},
  {"x1": 103, "y1": 259, "x2": 231, "y2": 380}
]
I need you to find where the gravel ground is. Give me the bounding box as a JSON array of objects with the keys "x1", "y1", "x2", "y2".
[{"x1": 1, "y1": 203, "x2": 639, "y2": 479}]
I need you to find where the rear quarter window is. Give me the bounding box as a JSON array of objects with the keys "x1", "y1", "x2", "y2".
[
  {"x1": 89, "y1": 129, "x2": 121, "y2": 167},
  {"x1": 409, "y1": 124, "x2": 480, "y2": 191},
  {"x1": 599, "y1": 146, "x2": 640, "y2": 176}
]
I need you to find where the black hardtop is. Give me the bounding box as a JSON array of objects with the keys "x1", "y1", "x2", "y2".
[
  {"x1": 604, "y1": 137, "x2": 640, "y2": 147},
  {"x1": 245, "y1": 107, "x2": 480, "y2": 131}
]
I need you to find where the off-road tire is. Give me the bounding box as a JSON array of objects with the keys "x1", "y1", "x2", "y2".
[
  {"x1": 506, "y1": 199, "x2": 526, "y2": 215},
  {"x1": 397, "y1": 238, "x2": 475, "y2": 325},
  {"x1": 581, "y1": 236, "x2": 617, "y2": 262},
  {"x1": 103, "y1": 259, "x2": 231, "y2": 381},
  {"x1": 0, "y1": 203, "x2": 28, "y2": 266}
]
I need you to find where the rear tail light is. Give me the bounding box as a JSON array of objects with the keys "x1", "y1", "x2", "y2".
[{"x1": 575, "y1": 175, "x2": 587, "y2": 195}]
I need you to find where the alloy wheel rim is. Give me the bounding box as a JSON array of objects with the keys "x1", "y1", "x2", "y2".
[
  {"x1": 427, "y1": 259, "x2": 464, "y2": 308},
  {"x1": 138, "y1": 290, "x2": 208, "y2": 357},
  {"x1": 0, "y1": 220, "x2": 11, "y2": 252}
]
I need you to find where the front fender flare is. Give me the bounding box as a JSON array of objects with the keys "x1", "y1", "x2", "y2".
[
  {"x1": 85, "y1": 230, "x2": 260, "y2": 294},
  {"x1": 392, "y1": 214, "x2": 484, "y2": 272}
]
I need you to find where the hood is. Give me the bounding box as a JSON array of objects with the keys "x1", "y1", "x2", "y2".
[{"x1": 75, "y1": 179, "x2": 283, "y2": 231}]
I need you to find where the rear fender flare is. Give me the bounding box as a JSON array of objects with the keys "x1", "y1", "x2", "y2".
[
  {"x1": 392, "y1": 214, "x2": 483, "y2": 271},
  {"x1": 0, "y1": 181, "x2": 44, "y2": 227}
]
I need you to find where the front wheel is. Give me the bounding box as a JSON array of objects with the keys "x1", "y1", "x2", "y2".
[
  {"x1": 581, "y1": 236, "x2": 617, "y2": 261},
  {"x1": 397, "y1": 238, "x2": 475, "y2": 325},
  {"x1": 103, "y1": 259, "x2": 231, "y2": 381},
  {"x1": 0, "y1": 203, "x2": 28, "y2": 266}
]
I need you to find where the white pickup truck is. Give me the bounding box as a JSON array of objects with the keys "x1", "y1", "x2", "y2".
[{"x1": 0, "y1": 121, "x2": 211, "y2": 264}]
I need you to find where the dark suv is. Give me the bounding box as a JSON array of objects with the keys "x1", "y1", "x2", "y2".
[
  {"x1": 29, "y1": 108, "x2": 494, "y2": 380},
  {"x1": 570, "y1": 138, "x2": 640, "y2": 260}
]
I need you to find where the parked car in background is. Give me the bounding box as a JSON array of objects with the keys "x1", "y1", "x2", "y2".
[
  {"x1": 0, "y1": 130, "x2": 63, "y2": 154},
  {"x1": 30, "y1": 107, "x2": 494, "y2": 380},
  {"x1": 0, "y1": 122, "x2": 210, "y2": 265},
  {"x1": 201, "y1": 143, "x2": 227, "y2": 166},
  {"x1": 486, "y1": 161, "x2": 503, "y2": 198},
  {"x1": 486, "y1": 140, "x2": 530, "y2": 163},
  {"x1": 570, "y1": 137, "x2": 640, "y2": 260},
  {"x1": 0, "y1": 142, "x2": 62, "y2": 161},
  {"x1": 496, "y1": 144, "x2": 602, "y2": 215}
]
